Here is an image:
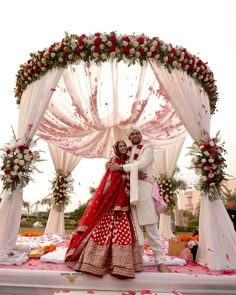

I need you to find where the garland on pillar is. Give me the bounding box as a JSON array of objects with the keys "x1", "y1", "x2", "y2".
[{"x1": 188, "y1": 131, "x2": 229, "y2": 201}]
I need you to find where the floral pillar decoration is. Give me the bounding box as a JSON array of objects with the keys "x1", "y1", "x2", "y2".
[
  {"x1": 188, "y1": 131, "x2": 228, "y2": 201},
  {"x1": 157, "y1": 175, "x2": 178, "y2": 214},
  {"x1": 0, "y1": 128, "x2": 43, "y2": 193},
  {"x1": 50, "y1": 170, "x2": 74, "y2": 211}
]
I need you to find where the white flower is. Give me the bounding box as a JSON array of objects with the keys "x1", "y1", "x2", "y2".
[
  {"x1": 208, "y1": 158, "x2": 214, "y2": 163},
  {"x1": 17, "y1": 153, "x2": 23, "y2": 159},
  {"x1": 210, "y1": 141, "x2": 215, "y2": 147},
  {"x1": 101, "y1": 54, "x2": 107, "y2": 60},
  {"x1": 110, "y1": 52, "x2": 116, "y2": 58},
  {"x1": 201, "y1": 158, "x2": 206, "y2": 163},
  {"x1": 204, "y1": 151, "x2": 210, "y2": 156}
]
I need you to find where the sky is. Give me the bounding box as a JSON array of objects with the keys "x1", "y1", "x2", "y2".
[{"x1": 0, "y1": 0, "x2": 235, "y2": 212}]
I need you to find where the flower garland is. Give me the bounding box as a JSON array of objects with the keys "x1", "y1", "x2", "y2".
[
  {"x1": 0, "y1": 134, "x2": 43, "y2": 192},
  {"x1": 126, "y1": 144, "x2": 143, "y2": 161},
  {"x1": 188, "y1": 131, "x2": 228, "y2": 201},
  {"x1": 156, "y1": 174, "x2": 178, "y2": 211},
  {"x1": 50, "y1": 171, "x2": 74, "y2": 207},
  {"x1": 14, "y1": 32, "x2": 218, "y2": 114}
]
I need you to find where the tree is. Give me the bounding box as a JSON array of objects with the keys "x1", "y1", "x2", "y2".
[
  {"x1": 22, "y1": 201, "x2": 30, "y2": 217},
  {"x1": 222, "y1": 186, "x2": 236, "y2": 209},
  {"x1": 72, "y1": 203, "x2": 88, "y2": 221}
]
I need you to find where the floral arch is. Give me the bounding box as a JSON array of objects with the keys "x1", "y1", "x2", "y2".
[{"x1": 0, "y1": 32, "x2": 236, "y2": 271}]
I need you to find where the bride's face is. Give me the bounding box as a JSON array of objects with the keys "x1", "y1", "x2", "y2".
[{"x1": 117, "y1": 141, "x2": 127, "y2": 155}]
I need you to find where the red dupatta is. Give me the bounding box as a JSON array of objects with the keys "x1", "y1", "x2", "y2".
[{"x1": 65, "y1": 155, "x2": 128, "y2": 260}]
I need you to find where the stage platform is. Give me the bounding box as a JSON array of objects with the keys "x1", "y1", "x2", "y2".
[{"x1": 0, "y1": 234, "x2": 235, "y2": 295}]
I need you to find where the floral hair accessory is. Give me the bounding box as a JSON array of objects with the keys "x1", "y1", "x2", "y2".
[{"x1": 188, "y1": 131, "x2": 229, "y2": 201}]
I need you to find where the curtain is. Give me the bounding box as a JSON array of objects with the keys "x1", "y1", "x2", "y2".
[
  {"x1": 150, "y1": 61, "x2": 236, "y2": 270},
  {"x1": 0, "y1": 69, "x2": 64, "y2": 252},
  {"x1": 153, "y1": 132, "x2": 187, "y2": 239},
  {"x1": 44, "y1": 143, "x2": 81, "y2": 235},
  {"x1": 37, "y1": 61, "x2": 186, "y2": 158}
]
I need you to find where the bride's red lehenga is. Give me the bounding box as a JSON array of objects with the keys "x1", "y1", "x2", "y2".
[{"x1": 65, "y1": 155, "x2": 143, "y2": 279}]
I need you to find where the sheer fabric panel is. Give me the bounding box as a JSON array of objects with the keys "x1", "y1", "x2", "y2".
[
  {"x1": 38, "y1": 62, "x2": 185, "y2": 158},
  {"x1": 0, "y1": 69, "x2": 63, "y2": 251},
  {"x1": 44, "y1": 143, "x2": 81, "y2": 235},
  {"x1": 150, "y1": 61, "x2": 236, "y2": 270},
  {"x1": 153, "y1": 132, "x2": 186, "y2": 239}
]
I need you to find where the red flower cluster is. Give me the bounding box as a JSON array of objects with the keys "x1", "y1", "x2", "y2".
[{"x1": 14, "y1": 32, "x2": 218, "y2": 114}]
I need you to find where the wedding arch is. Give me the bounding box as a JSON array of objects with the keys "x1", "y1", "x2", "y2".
[{"x1": 0, "y1": 31, "x2": 236, "y2": 270}]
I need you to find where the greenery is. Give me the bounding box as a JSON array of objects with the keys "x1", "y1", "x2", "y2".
[
  {"x1": 15, "y1": 32, "x2": 218, "y2": 113},
  {"x1": 188, "y1": 131, "x2": 229, "y2": 201},
  {"x1": 222, "y1": 186, "x2": 236, "y2": 208}
]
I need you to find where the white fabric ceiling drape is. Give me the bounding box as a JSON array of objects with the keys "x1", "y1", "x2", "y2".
[
  {"x1": 0, "y1": 69, "x2": 64, "y2": 252},
  {"x1": 44, "y1": 143, "x2": 81, "y2": 235},
  {"x1": 153, "y1": 132, "x2": 187, "y2": 239},
  {"x1": 150, "y1": 62, "x2": 236, "y2": 270},
  {"x1": 37, "y1": 61, "x2": 186, "y2": 158}
]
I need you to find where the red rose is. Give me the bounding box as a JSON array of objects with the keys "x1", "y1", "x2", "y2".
[
  {"x1": 6, "y1": 149, "x2": 11, "y2": 154},
  {"x1": 4, "y1": 169, "x2": 10, "y2": 174},
  {"x1": 139, "y1": 48, "x2": 145, "y2": 55},
  {"x1": 95, "y1": 32, "x2": 101, "y2": 37},
  {"x1": 171, "y1": 48, "x2": 176, "y2": 55},
  {"x1": 78, "y1": 40, "x2": 85, "y2": 47},
  {"x1": 138, "y1": 37, "x2": 145, "y2": 44},
  {"x1": 109, "y1": 45, "x2": 116, "y2": 52},
  {"x1": 109, "y1": 35, "x2": 117, "y2": 43},
  {"x1": 94, "y1": 46, "x2": 100, "y2": 53},
  {"x1": 123, "y1": 36, "x2": 130, "y2": 42},
  {"x1": 18, "y1": 145, "x2": 25, "y2": 151},
  {"x1": 94, "y1": 37, "x2": 102, "y2": 46},
  {"x1": 34, "y1": 68, "x2": 40, "y2": 74},
  {"x1": 75, "y1": 48, "x2": 82, "y2": 55},
  {"x1": 123, "y1": 47, "x2": 130, "y2": 54}
]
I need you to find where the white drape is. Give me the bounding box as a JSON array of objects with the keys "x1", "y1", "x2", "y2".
[
  {"x1": 150, "y1": 62, "x2": 236, "y2": 270},
  {"x1": 0, "y1": 69, "x2": 63, "y2": 252},
  {"x1": 37, "y1": 61, "x2": 186, "y2": 158},
  {"x1": 44, "y1": 143, "x2": 81, "y2": 235},
  {"x1": 153, "y1": 132, "x2": 187, "y2": 239}
]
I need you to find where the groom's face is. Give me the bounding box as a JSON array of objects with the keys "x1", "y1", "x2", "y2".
[{"x1": 129, "y1": 130, "x2": 142, "y2": 145}]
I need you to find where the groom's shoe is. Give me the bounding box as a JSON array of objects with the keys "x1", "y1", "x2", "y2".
[{"x1": 157, "y1": 263, "x2": 171, "y2": 273}]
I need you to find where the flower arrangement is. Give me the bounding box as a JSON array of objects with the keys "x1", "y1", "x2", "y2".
[
  {"x1": 15, "y1": 32, "x2": 218, "y2": 113},
  {"x1": 43, "y1": 244, "x2": 56, "y2": 254},
  {"x1": 188, "y1": 131, "x2": 228, "y2": 201},
  {"x1": 156, "y1": 175, "x2": 178, "y2": 211},
  {"x1": 0, "y1": 132, "x2": 43, "y2": 192},
  {"x1": 50, "y1": 171, "x2": 73, "y2": 207},
  {"x1": 20, "y1": 232, "x2": 43, "y2": 237}
]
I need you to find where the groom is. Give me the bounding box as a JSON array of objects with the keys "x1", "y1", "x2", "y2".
[{"x1": 108, "y1": 124, "x2": 170, "y2": 273}]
